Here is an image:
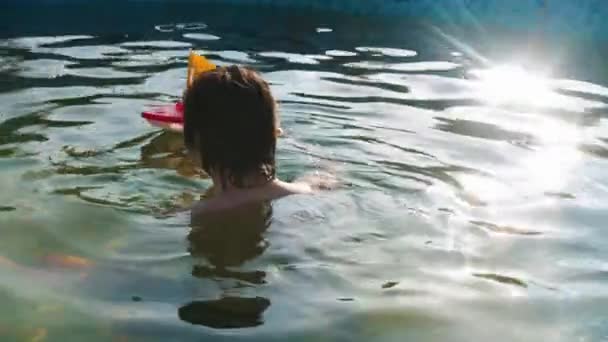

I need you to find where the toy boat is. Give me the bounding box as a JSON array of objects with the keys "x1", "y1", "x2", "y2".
[{"x1": 141, "y1": 51, "x2": 216, "y2": 132}]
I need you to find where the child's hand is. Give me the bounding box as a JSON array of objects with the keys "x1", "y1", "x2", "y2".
[
  {"x1": 296, "y1": 170, "x2": 339, "y2": 191},
  {"x1": 149, "y1": 121, "x2": 183, "y2": 133},
  {"x1": 166, "y1": 123, "x2": 184, "y2": 133}
]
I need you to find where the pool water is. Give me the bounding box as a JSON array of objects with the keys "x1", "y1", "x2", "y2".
[{"x1": 1, "y1": 3, "x2": 608, "y2": 341}]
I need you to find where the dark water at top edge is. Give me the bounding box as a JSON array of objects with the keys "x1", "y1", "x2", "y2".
[{"x1": 2, "y1": 2, "x2": 608, "y2": 84}]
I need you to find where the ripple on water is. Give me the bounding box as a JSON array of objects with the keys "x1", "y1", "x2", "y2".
[
  {"x1": 211, "y1": 50, "x2": 257, "y2": 64},
  {"x1": 434, "y1": 117, "x2": 537, "y2": 144},
  {"x1": 553, "y1": 79, "x2": 608, "y2": 99},
  {"x1": 579, "y1": 142, "x2": 608, "y2": 159},
  {"x1": 182, "y1": 33, "x2": 221, "y2": 41},
  {"x1": 16, "y1": 59, "x2": 75, "y2": 79},
  {"x1": 344, "y1": 61, "x2": 461, "y2": 72},
  {"x1": 325, "y1": 49, "x2": 358, "y2": 57},
  {"x1": 0, "y1": 35, "x2": 94, "y2": 50},
  {"x1": 470, "y1": 220, "x2": 544, "y2": 236},
  {"x1": 472, "y1": 273, "x2": 528, "y2": 288},
  {"x1": 112, "y1": 50, "x2": 190, "y2": 68},
  {"x1": 42, "y1": 45, "x2": 129, "y2": 60},
  {"x1": 155, "y1": 22, "x2": 208, "y2": 33},
  {"x1": 258, "y1": 51, "x2": 332, "y2": 65},
  {"x1": 119, "y1": 41, "x2": 193, "y2": 49},
  {"x1": 65, "y1": 67, "x2": 143, "y2": 79},
  {"x1": 355, "y1": 46, "x2": 418, "y2": 57}
]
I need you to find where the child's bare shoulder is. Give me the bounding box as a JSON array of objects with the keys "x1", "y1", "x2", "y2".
[
  {"x1": 190, "y1": 180, "x2": 309, "y2": 220},
  {"x1": 190, "y1": 176, "x2": 336, "y2": 221}
]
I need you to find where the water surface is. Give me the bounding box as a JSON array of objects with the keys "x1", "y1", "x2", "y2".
[{"x1": 1, "y1": 4, "x2": 608, "y2": 341}]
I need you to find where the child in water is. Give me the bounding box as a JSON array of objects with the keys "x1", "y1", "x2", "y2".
[{"x1": 183, "y1": 65, "x2": 333, "y2": 218}]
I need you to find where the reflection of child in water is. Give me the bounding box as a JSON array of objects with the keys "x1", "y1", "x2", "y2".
[
  {"x1": 188, "y1": 202, "x2": 271, "y2": 284},
  {"x1": 183, "y1": 65, "x2": 335, "y2": 220}
]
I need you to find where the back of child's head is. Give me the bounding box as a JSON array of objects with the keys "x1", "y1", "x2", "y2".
[{"x1": 183, "y1": 65, "x2": 278, "y2": 188}]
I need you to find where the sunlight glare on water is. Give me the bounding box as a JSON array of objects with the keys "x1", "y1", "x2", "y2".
[
  {"x1": 472, "y1": 65, "x2": 554, "y2": 106},
  {"x1": 454, "y1": 63, "x2": 589, "y2": 207}
]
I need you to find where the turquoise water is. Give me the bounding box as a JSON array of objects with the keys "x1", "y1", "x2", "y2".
[{"x1": 1, "y1": 4, "x2": 608, "y2": 341}]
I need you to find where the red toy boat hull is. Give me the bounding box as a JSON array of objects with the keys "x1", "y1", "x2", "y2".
[{"x1": 141, "y1": 102, "x2": 184, "y2": 131}]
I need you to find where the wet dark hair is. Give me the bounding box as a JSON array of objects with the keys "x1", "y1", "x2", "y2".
[{"x1": 183, "y1": 65, "x2": 277, "y2": 188}]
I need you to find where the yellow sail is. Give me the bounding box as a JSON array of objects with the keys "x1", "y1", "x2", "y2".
[{"x1": 187, "y1": 50, "x2": 216, "y2": 88}]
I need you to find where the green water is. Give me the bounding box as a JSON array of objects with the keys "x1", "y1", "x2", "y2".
[{"x1": 1, "y1": 4, "x2": 608, "y2": 341}]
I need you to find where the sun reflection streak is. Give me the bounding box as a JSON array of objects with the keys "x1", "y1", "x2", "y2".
[
  {"x1": 456, "y1": 64, "x2": 586, "y2": 205},
  {"x1": 458, "y1": 118, "x2": 582, "y2": 204},
  {"x1": 471, "y1": 65, "x2": 554, "y2": 106},
  {"x1": 470, "y1": 64, "x2": 605, "y2": 113},
  {"x1": 441, "y1": 64, "x2": 593, "y2": 283},
  {"x1": 470, "y1": 65, "x2": 559, "y2": 107}
]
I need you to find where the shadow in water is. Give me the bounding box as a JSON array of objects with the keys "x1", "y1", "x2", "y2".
[
  {"x1": 178, "y1": 296, "x2": 271, "y2": 329},
  {"x1": 182, "y1": 201, "x2": 274, "y2": 328},
  {"x1": 140, "y1": 128, "x2": 276, "y2": 328},
  {"x1": 188, "y1": 203, "x2": 272, "y2": 279},
  {"x1": 140, "y1": 131, "x2": 202, "y2": 178}
]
